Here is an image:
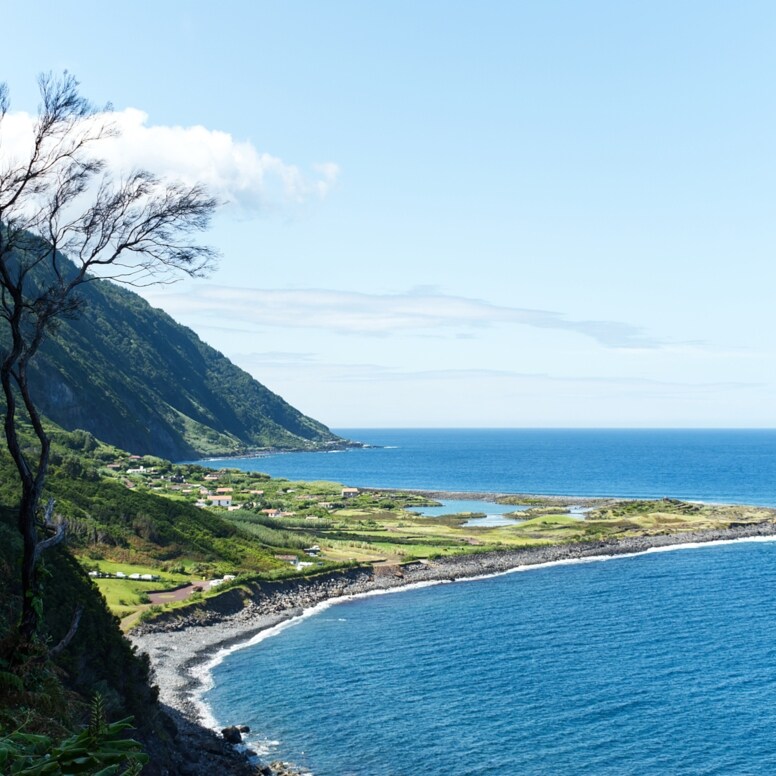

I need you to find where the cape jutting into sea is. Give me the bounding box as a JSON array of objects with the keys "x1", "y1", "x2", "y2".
[
  {"x1": 201, "y1": 428, "x2": 776, "y2": 506},
  {"x1": 198, "y1": 429, "x2": 776, "y2": 775}
]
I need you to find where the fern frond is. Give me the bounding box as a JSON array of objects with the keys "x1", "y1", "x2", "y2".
[
  {"x1": 89, "y1": 692, "x2": 107, "y2": 743},
  {"x1": 0, "y1": 668, "x2": 23, "y2": 694}
]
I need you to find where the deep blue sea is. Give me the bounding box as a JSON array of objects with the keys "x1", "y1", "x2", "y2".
[
  {"x1": 200, "y1": 429, "x2": 776, "y2": 774},
  {"x1": 200, "y1": 428, "x2": 776, "y2": 506}
]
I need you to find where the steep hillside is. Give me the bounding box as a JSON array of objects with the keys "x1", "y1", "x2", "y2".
[{"x1": 8, "y1": 257, "x2": 344, "y2": 459}]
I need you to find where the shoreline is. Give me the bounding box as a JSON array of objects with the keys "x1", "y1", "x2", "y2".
[{"x1": 130, "y1": 519, "x2": 776, "y2": 773}]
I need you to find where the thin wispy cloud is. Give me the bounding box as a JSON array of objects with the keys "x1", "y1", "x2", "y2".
[
  {"x1": 0, "y1": 108, "x2": 338, "y2": 212},
  {"x1": 149, "y1": 285, "x2": 666, "y2": 349},
  {"x1": 235, "y1": 352, "x2": 760, "y2": 392}
]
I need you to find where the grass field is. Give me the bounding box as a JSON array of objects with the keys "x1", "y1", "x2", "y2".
[
  {"x1": 79, "y1": 559, "x2": 192, "y2": 622},
  {"x1": 76, "y1": 484, "x2": 776, "y2": 623}
]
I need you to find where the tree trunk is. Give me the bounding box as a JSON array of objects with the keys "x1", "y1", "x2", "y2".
[
  {"x1": 17, "y1": 489, "x2": 39, "y2": 644},
  {"x1": 2, "y1": 356, "x2": 48, "y2": 648}
]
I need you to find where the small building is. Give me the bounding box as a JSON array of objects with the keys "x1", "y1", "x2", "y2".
[
  {"x1": 274, "y1": 554, "x2": 298, "y2": 565},
  {"x1": 208, "y1": 495, "x2": 233, "y2": 508},
  {"x1": 341, "y1": 487, "x2": 360, "y2": 499},
  {"x1": 215, "y1": 487, "x2": 233, "y2": 494}
]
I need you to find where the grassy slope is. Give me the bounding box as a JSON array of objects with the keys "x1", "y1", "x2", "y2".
[
  {"x1": 1, "y1": 248, "x2": 344, "y2": 459},
  {"x1": 0, "y1": 504, "x2": 174, "y2": 765}
]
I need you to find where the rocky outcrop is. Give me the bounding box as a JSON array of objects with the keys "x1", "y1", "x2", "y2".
[{"x1": 221, "y1": 726, "x2": 243, "y2": 744}]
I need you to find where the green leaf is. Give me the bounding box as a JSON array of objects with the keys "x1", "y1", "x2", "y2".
[{"x1": 92, "y1": 766, "x2": 121, "y2": 776}]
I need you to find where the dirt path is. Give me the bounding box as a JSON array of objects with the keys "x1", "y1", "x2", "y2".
[{"x1": 148, "y1": 583, "x2": 202, "y2": 605}]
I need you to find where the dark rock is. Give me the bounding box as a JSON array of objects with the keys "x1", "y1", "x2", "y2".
[{"x1": 221, "y1": 725, "x2": 243, "y2": 744}]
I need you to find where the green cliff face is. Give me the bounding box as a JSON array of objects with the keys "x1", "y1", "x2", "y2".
[{"x1": 10, "y1": 264, "x2": 343, "y2": 459}]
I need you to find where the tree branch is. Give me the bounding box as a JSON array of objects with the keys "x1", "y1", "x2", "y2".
[{"x1": 48, "y1": 603, "x2": 84, "y2": 659}]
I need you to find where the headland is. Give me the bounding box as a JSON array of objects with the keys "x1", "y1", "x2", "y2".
[{"x1": 130, "y1": 517, "x2": 776, "y2": 775}]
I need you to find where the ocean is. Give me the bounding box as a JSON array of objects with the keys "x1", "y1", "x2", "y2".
[
  {"x1": 200, "y1": 428, "x2": 776, "y2": 506},
  {"x1": 199, "y1": 429, "x2": 776, "y2": 774}
]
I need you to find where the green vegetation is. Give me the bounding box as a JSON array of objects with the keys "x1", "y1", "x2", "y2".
[
  {"x1": 0, "y1": 498, "x2": 165, "y2": 771},
  {"x1": 0, "y1": 694, "x2": 146, "y2": 775},
  {"x1": 0, "y1": 254, "x2": 347, "y2": 461},
  {"x1": 3, "y1": 430, "x2": 775, "y2": 629}
]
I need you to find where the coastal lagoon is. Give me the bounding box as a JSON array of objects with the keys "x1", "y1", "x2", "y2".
[
  {"x1": 199, "y1": 429, "x2": 776, "y2": 774},
  {"x1": 410, "y1": 498, "x2": 529, "y2": 527}
]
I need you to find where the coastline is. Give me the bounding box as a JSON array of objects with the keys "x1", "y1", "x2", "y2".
[{"x1": 130, "y1": 519, "x2": 776, "y2": 774}]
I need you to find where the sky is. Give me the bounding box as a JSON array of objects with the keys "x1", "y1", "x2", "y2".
[{"x1": 2, "y1": 1, "x2": 776, "y2": 428}]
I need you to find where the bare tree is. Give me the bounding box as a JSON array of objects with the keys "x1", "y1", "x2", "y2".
[{"x1": 0, "y1": 73, "x2": 218, "y2": 649}]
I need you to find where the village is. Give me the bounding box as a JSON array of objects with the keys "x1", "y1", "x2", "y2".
[{"x1": 104, "y1": 453, "x2": 364, "y2": 521}]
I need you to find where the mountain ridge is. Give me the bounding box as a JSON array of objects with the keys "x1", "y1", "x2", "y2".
[{"x1": 5, "y1": 255, "x2": 346, "y2": 459}]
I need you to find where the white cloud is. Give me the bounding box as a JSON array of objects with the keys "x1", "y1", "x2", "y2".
[
  {"x1": 235, "y1": 351, "x2": 760, "y2": 391},
  {"x1": 0, "y1": 108, "x2": 338, "y2": 212},
  {"x1": 227, "y1": 351, "x2": 766, "y2": 427},
  {"x1": 147, "y1": 285, "x2": 667, "y2": 349}
]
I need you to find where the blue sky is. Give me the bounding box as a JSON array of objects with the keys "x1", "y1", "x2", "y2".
[{"x1": 3, "y1": 1, "x2": 776, "y2": 427}]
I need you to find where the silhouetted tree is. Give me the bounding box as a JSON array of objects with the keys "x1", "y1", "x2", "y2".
[{"x1": 0, "y1": 73, "x2": 218, "y2": 650}]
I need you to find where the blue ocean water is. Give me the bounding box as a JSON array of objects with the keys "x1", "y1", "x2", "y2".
[
  {"x1": 199, "y1": 428, "x2": 776, "y2": 506},
  {"x1": 206, "y1": 540, "x2": 776, "y2": 775},
  {"x1": 200, "y1": 429, "x2": 776, "y2": 773}
]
